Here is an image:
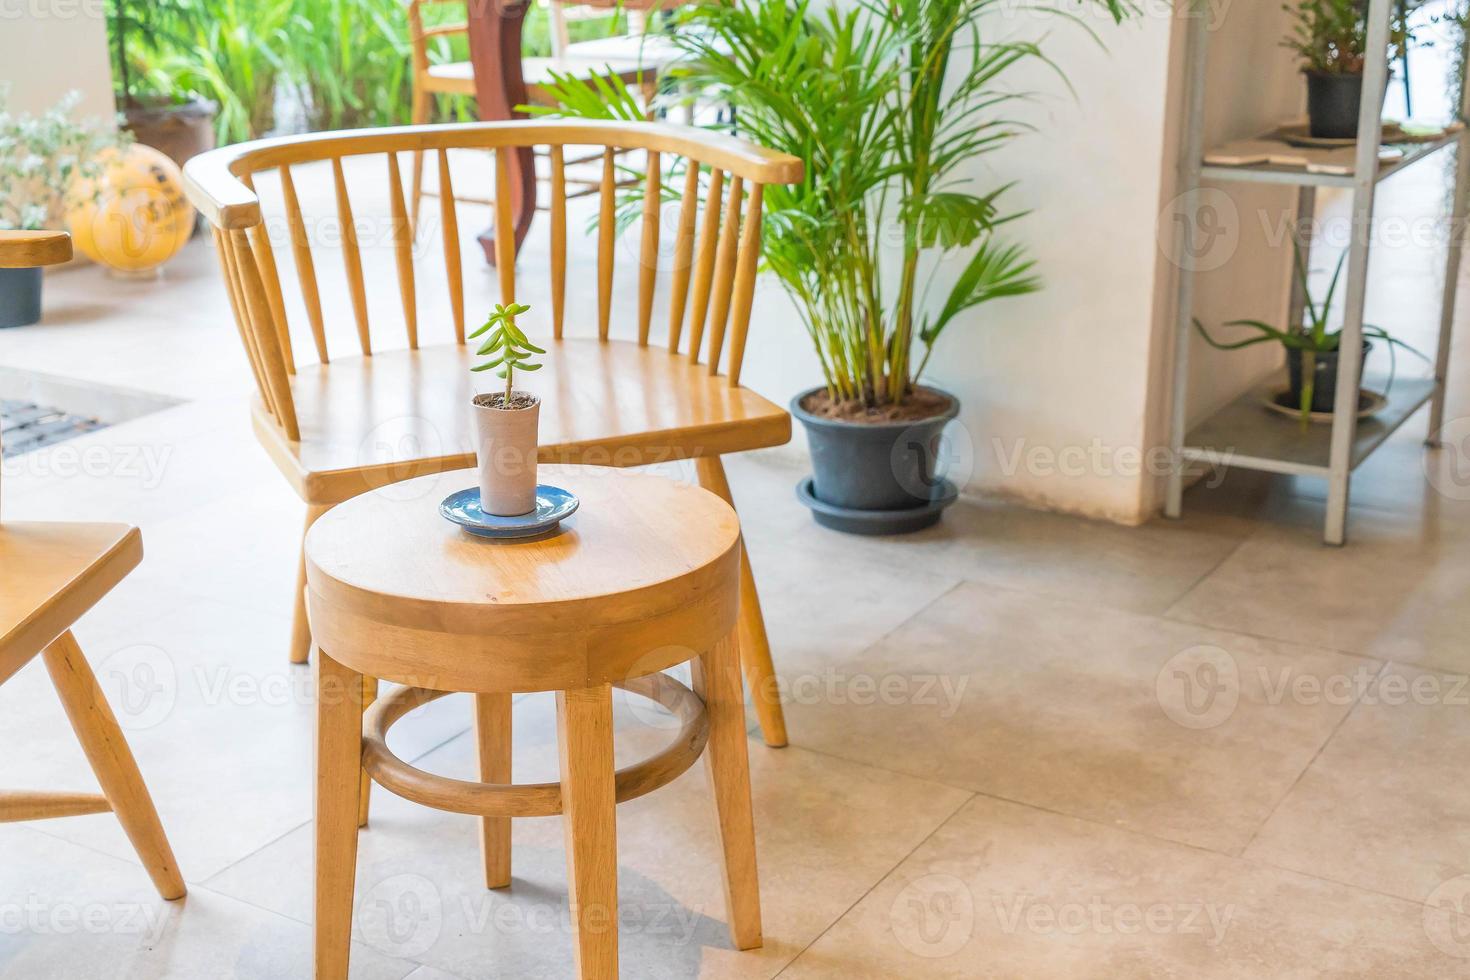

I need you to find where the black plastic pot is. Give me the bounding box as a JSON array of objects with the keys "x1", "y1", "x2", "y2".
[
  {"x1": 1305, "y1": 71, "x2": 1364, "y2": 139},
  {"x1": 0, "y1": 267, "x2": 43, "y2": 329},
  {"x1": 790, "y1": 385, "x2": 960, "y2": 535},
  {"x1": 1287, "y1": 341, "x2": 1371, "y2": 413}
]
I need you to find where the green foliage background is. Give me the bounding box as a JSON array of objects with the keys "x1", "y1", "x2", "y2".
[{"x1": 107, "y1": 0, "x2": 628, "y2": 143}]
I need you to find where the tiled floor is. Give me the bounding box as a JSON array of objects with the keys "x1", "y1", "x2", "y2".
[{"x1": 4, "y1": 152, "x2": 1470, "y2": 978}]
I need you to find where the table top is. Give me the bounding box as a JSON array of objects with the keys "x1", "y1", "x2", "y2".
[{"x1": 306, "y1": 464, "x2": 740, "y2": 626}]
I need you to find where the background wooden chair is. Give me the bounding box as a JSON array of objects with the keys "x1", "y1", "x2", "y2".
[
  {"x1": 406, "y1": 0, "x2": 682, "y2": 228},
  {"x1": 182, "y1": 120, "x2": 802, "y2": 754},
  {"x1": 0, "y1": 230, "x2": 186, "y2": 902}
]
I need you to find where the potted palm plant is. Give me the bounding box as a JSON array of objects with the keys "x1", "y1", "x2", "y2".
[
  {"x1": 469, "y1": 302, "x2": 545, "y2": 515},
  {"x1": 1194, "y1": 242, "x2": 1425, "y2": 422},
  {"x1": 542, "y1": 0, "x2": 1128, "y2": 533},
  {"x1": 107, "y1": 0, "x2": 219, "y2": 165},
  {"x1": 1281, "y1": 0, "x2": 1409, "y2": 139},
  {"x1": 0, "y1": 91, "x2": 129, "y2": 328}
]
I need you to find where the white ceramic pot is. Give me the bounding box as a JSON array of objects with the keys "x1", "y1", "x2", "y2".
[{"x1": 471, "y1": 392, "x2": 541, "y2": 516}]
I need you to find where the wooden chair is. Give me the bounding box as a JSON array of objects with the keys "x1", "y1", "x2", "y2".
[
  {"x1": 406, "y1": 0, "x2": 681, "y2": 227},
  {"x1": 181, "y1": 120, "x2": 802, "y2": 756},
  {"x1": 0, "y1": 230, "x2": 186, "y2": 902}
]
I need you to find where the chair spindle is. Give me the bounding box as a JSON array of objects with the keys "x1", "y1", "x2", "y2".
[
  {"x1": 666, "y1": 161, "x2": 701, "y2": 355},
  {"x1": 705, "y1": 175, "x2": 744, "y2": 373},
  {"x1": 725, "y1": 184, "x2": 764, "y2": 387},
  {"x1": 597, "y1": 147, "x2": 616, "y2": 341},
  {"x1": 437, "y1": 149, "x2": 465, "y2": 345},
  {"x1": 386, "y1": 152, "x2": 419, "y2": 349},
  {"x1": 686, "y1": 167, "x2": 725, "y2": 363},
  {"x1": 331, "y1": 157, "x2": 371, "y2": 355},
  {"x1": 494, "y1": 147, "x2": 516, "y2": 304},
  {"x1": 637, "y1": 151, "x2": 661, "y2": 346},
  {"x1": 551, "y1": 145, "x2": 567, "y2": 340},
  {"x1": 279, "y1": 166, "x2": 330, "y2": 364},
  {"x1": 241, "y1": 172, "x2": 295, "y2": 375}
]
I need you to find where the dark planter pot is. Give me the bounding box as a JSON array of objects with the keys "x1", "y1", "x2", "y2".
[
  {"x1": 121, "y1": 97, "x2": 218, "y2": 169},
  {"x1": 790, "y1": 384, "x2": 960, "y2": 535},
  {"x1": 1287, "y1": 341, "x2": 1372, "y2": 413},
  {"x1": 1304, "y1": 71, "x2": 1364, "y2": 139},
  {"x1": 0, "y1": 267, "x2": 43, "y2": 329}
]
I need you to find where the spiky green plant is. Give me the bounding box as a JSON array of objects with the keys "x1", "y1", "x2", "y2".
[
  {"x1": 539, "y1": 0, "x2": 1130, "y2": 412},
  {"x1": 471, "y1": 303, "x2": 545, "y2": 404},
  {"x1": 1194, "y1": 241, "x2": 1425, "y2": 421}
]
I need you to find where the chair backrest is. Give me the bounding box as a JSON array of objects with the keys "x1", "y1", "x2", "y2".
[
  {"x1": 407, "y1": 0, "x2": 658, "y2": 72},
  {"x1": 406, "y1": 0, "x2": 466, "y2": 81},
  {"x1": 181, "y1": 120, "x2": 803, "y2": 444}
]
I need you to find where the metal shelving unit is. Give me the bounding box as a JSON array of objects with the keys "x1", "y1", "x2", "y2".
[{"x1": 1164, "y1": 0, "x2": 1470, "y2": 545}]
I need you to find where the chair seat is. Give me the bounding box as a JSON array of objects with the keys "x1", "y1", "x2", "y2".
[
  {"x1": 255, "y1": 338, "x2": 790, "y2": 504},
  {"x1": 0, "y1": 522, "x2": 141, "y2": 683}
]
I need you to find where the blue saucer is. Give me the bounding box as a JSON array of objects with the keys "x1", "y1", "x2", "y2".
[{"x1": 440, "y1": 485, "x2": 579, "y2": 539}]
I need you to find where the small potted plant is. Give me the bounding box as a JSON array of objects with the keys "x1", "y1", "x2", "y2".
[
  {"x1": 1281, "y1": 0, "x2": 1409, "y2": 139},
  {"x1": 1194, "y1": 242, "x2": 1424, "y2": 421},
  {"x1": 0, "y1": 90, "x2": 129, "y2": 328},
  {"x1": 469, "y1": 302, "x2": 545, "y2": 515}
]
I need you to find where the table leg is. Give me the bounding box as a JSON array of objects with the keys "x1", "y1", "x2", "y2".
[
  {"x1": 556, "y1": 685, "x2": 619, "y2": 979},
  {"x1": 692, "y1": 629, "x2": 762, "y2": 950},
  {"x1": 316, "y1": 648, "x2": 364, "y2": 980},
  {"x1": 358, "y1": 674, "x2": 379, "y2": 827},
  {"x1": 476, "y1": 692, "x2": 513, "y2": 889}
]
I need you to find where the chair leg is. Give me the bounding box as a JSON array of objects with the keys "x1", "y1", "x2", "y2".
[
  {"x1": 693, "y1": 456, "x2": 788, "y2": 747},
  {"x1": 315, "y1": 647, "x2": 364, "y2": 980},
  {"x1": 410, "y1": 88, "x2": 431, "y2": 234},
  {"x1": 358, "y1": 674, "x2": 379, "y2": 828},
  {"x1": 291, "y1": 503, "x2": 332, "y2": 665},
  {"x1": 42, "y1": 631, "x2": 186, "y2": 901},
  {"x1": 556, "y1": 685, "x2": 619, "y2": 979},
  {"x1": 691, "y1": 630, "x2": 763, "y2": 950},
  {"x1": 476, "y1": 692, "x2": 513, "y2": 889}
]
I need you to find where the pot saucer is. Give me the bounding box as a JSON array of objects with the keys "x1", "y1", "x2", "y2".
[
  {"x1": 795, "y1": 477, "x2": 957, "y2": 536},
  {"x1": 440, "y1": 484, "x2": 579, "y2": 539},
  {"x1": 1260, "y1": 388, "x2": 1386, "y2": 423}
]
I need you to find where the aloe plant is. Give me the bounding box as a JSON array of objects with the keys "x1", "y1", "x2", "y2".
[
  {"x1": 470, "y1": 303, "x2": 545, "y2": 405},
  {"x1": 1194, "y1": 241, "x2": 1425, "y2": 421}
]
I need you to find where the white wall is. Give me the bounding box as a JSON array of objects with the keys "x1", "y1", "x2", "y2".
[{"x1": 1, "y1": 2, "x2": 116, "y2": 120}]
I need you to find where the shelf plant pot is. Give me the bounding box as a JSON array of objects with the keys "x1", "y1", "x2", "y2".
[
  {"x1": 791, "y1": 384, "x2": 960, "y2": 535},
  {"x1": 1287, "y1": 340, "x2": 1372, "y2": 413},
  {"x1": 1304, "y1": 71, "x2": 1366, "y2": 139},
  {"x1": 471, "y1": 392, "x2": 541, "y2": 516},
  {"x1": 0, "y1": 267, "x2": 43, "y2": 329},
  {"x1": 121, "y1": 97, "x2": 218, "y2": 168}
]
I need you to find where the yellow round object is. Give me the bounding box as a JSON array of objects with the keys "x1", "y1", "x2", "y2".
[{"x1": 66, "y1": 144, "x2": 195, "y2": 273}]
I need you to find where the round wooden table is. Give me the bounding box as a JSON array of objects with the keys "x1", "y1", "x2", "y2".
[{"x1": 305, "y1": 465, "x2": 761, "y2": 979}]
